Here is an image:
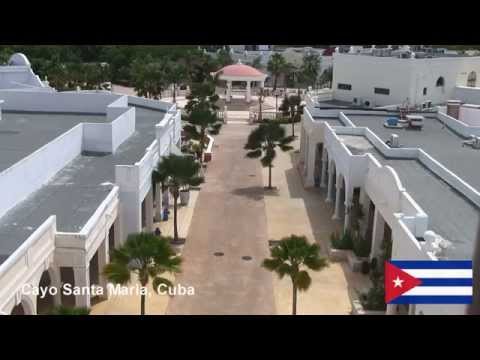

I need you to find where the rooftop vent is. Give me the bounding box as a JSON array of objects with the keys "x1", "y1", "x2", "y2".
[
  {"x1": 462, "y1": 135, "x2": 480, "y2": 149},
  {"x1": 386, "y1": 134, "x2": 400, "y2": 148}
]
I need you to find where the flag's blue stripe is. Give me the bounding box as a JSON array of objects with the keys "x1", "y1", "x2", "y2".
[
  {"x1": 390, "y1": 296, "x2": 472, "y2": 304},
  {"x1": 390, "y1": 260, "x2": 472, "y2": 269},
  {"x1": 418, "y1": 278, "x2": 473, "y2": 286}
]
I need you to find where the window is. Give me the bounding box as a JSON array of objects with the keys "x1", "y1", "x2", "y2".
[
  {"x1": 374, "y1": 87, "x2": 390, "y2": 95},
  {"x1": 436, "y1": 76, "x2": 445, "y2": 87},
  {"x1": 337, "y1": 83, "x2": 352, "y2": 90},
  {"x1": 423, "y1": 87, "x2": 427, "y2": 95}
]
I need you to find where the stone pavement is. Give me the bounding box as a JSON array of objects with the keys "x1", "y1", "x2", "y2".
[
  {"x1": 262, "y1": 124, "x2": 365, "y2": 315},
  {"x1": 166, "y1": 123, "x2": 276, "y2": 315}
]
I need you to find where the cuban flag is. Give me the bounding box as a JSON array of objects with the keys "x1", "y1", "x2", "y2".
[{"x1": 385, "y1": 260, "x2": 473, "y2": 304}]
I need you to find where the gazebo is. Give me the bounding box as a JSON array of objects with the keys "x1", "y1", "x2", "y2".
[{"x1": 212, "y1": 60, "x2": 268, "y2": 103}]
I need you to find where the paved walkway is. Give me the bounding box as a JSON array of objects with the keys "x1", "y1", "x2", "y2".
[{"x1": 166, "y1": 123, "x2": 276, "y2": 315}]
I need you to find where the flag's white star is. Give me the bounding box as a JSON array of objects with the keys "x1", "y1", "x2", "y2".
[{"x1": 393, "y1": 276, "x2": 404, "y2": 288}]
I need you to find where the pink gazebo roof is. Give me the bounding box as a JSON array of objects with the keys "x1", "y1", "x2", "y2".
[{"x1": 213, "y1": 61, "x2": 266, "y2": 79}]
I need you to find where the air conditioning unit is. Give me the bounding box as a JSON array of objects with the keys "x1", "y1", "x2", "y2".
[
  {"x1": 353, "y1": 98, "x2": 358, "y2": 104},
  {"x1": 390, "y1": 134, "x2": 400, "y2": 148},
  {"x1": 363, "y1": 99, "x2": 372, "y2": 108}
]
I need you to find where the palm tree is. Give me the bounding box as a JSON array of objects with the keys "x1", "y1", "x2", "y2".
[
  {"x1": 103, "y1": 233, "x2": 182, "y2": 315},
  {"x1": 287, "y1": 95, "x2": 302, "y2": 138},
  {"x1": 263, "y1": 235, "x2": 328, "y2": 315},
  {"x1": 267, "y1": 53, "x2": 287, "y2": 91},
  {"x1": 153, "y1": 155, "x2": 204, "y2": 243},
  {"x1": 244, "y1": 121, "x2": 294, "y2": 189}
]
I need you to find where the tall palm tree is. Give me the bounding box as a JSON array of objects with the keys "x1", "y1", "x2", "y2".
[
  {"x1": 244, "y1": 121, "x2": 294, "y2": 189},
  {"x1": 287, "y1": 94, "x2": 302, "y2": 138},
  {"x1": 263, "y1": 235, "x2": 328, "y2": 315},
  {"x1": 103, "y1": 233, "x2": 182, "y2": 315},
  {"x1": 153, "y1": 155, "x2": 204, "y2": 243},
  {"x1": 267, "y1": 53, "x2": 287, "y2": 91}
]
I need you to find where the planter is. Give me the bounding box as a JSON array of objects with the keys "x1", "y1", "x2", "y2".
[
  {"x1": 179, "y1": 190, "x2": 190, "y2": 206},
  {"x1": 329, "y1": 248, "x2": 349, "y2": 262},
  {"x1": 347, "y1": 251, "x2": 368, "y2": 273},
  {"x1": 350, "y1": 298, "x2": 385, "y2": 315}
]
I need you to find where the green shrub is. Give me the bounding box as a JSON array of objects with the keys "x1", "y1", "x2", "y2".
[
  {"x1": 353, "y1": 235, "x2": 371, "y2": 258},
  {"x1": 360, "y1": 283, "x2": 386, "y2": 311},
  {"x1": 330, "y1": 230, "x2": 353, "y2": 250}
]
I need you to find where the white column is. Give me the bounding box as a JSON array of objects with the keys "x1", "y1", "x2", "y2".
[
  {"x1": 344, "y1": 185, "x2": 353, "y2": 231},
  {"x1": 226, "y1": 81, "x2": 232, "y2": 102},
  {"x1": 326, "y1": 164, "x2": 334, "y2": 203},
  {"x1": 304, "y1": 137, "x2": 318, "y2": 188},
  {"x1": 246, "y1": 81, "x2": 251, "y2": 103},
  {"x1": 74, "y1": 266, "x2": 90, "y2": 308},
  {"x1": 97, "y1": 239, "x2": 109, "y2": 300},
  {"x1": 370, "y1": 208, "x2": 385, "y2": 260},
  {"x1": 145, "y1": 188, "x2": 154, "y2": 232},
  {"x1": 260, "y1": 80, "x2": 265, "y2": 88},
  {"x1": 155, "y1": 184, "x2": 162, "y2": 222},
  {"x1": 332, "y1": 181, "x2": 342, "y2": 220},
  {"x1": 49, "y1": 267, "x2": 62, "y2": 306},
  {"x1": 320, "y1": 152, "x2": 328, "y2": 188}
]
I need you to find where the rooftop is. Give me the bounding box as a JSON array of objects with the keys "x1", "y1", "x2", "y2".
[
  {"x1": 338, "y1": 133, "x2": 479, "y2": 259},
  {"x1": 0, "y1": 111, "x2": 107, "y2": 172},
  {"x1": 0, "y1": 106, "x2": 166, "y2": 264}
]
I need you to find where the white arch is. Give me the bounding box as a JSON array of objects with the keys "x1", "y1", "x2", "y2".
[{"x1": 8, "y1": 53, "x2": 31, "y2": 67}]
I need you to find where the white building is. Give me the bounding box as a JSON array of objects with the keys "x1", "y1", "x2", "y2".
[
  {"x1": 300, "y1": 88, "x2": 480, "y2": 315},
  {"x1": 332, "y1": 48, "x2": 480, "y2": 107},
  {"x1": 0, "y1": 54, "x2": 181, "y2": 315}
]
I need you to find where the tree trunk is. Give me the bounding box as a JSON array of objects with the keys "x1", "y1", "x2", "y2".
[
  {"x1": 259, "y1": 92, "x2": 263, "y2": 122},
  {"x1": 173, "y1": 83, "x2": 176, "y2": 103},
  {"x1": 199, "y1": 128, "x2": 205, "y2": 163},
  {"x1": 173, "y1": 190, "x2": 179, "y2": 243},
  {"x1": 140, "y1": 293, "x2": 146, "y2": 315},
  {"x1": 292, "y1": 283, "x2": 297, "y2": 315},
  {"x1": 268, "y1": 164, "x2": 272, "y2": 189},
  {"x1": 292, "y1": 112, "x2": 295, "y2": 137},
  {"x1": 273, "y1": 75, "x2": 277, "y2": 92}
]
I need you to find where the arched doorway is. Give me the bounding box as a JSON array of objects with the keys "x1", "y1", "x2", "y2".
[
  {"x1": 467, "y1": 71, "x2": 477, "y2": 87},
  {"x1": 314, "y1": 144, "x2": 323, "y2": 187},
  {"x1": 436, "y1": 76, "x2": 445, "y2": 87},
  {"x1": 10, "y1": 303, "x2": 25, "y2": 315},
  {"x1": 37, "y1": 270, "x2": 55, "y2": 315}
]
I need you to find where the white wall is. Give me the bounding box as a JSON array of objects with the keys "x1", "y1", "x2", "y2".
[
  {"x1": 459, "y1": 104, "x2": 480, "y2": 126},
  {"x1": 0, "y1": 216, "x2": 56, "y2": 315},
  {"x1": 454, "y1": 86, "x2": 480, "y2": 104},
  {"x1": 0, "y1": 124, "x2": 83, "y2": 219},
  {"x1": 82, "y1": 95, "x2": 136, "y2": 154},
  {"x1": 332, "y1": 53, "x2": 480, "y2": 107},
  {"x1": 0, "y1": 90, "x2": 120, "y2": 113},
  {"x1": 127, "y1": 95, "x2": 174, "y2": 112}
]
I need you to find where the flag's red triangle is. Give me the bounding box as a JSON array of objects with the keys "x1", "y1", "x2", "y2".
[{"x1": 385, "y1": 261, "x2": 422, "y2": 303}]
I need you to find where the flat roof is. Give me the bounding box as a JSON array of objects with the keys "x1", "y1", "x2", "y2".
[
  {"x1": 346, "y1": 114, "x2": 480, "y2": 191},
  {"x1": 337, "y1": 122, "x2": 480, "y2": 259},
  {"x1": 0, "y1": 106, "x2": 166, "y2": 264},
  {"x1": 0, "y1": 112, "x2": 107, "y2": 172}
]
